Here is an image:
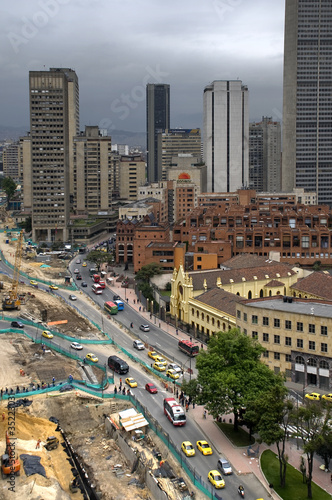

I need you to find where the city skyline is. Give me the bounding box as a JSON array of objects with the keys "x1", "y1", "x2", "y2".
[{"x1": 1, "y1": 0, "x2": 284, "y2": 134}]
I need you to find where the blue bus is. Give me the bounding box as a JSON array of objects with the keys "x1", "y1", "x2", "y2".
[{"x1": 114, "y1": 300, "x2": 124, "y2": 311}]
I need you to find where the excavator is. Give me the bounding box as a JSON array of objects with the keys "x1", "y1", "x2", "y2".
[
  {"x1": 2, "y1": 230, "x2": 23, "y2": 311},
  {"x1": 1, "y1": 431, "x2": 20, "y2": 479}
]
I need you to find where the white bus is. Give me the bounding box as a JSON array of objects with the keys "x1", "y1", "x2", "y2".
[
  {"x1": 163, "y1": 397, "x2": 186, "y2": 426},
  {"x1": 92, "y1": 284, "x2": 103, "y2": 295}
]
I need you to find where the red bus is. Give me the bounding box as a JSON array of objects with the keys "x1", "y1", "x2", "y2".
[
  {"x1": 178, "y1": 339, "x2": 199, "y2": 357},
  {"x1": 92, "y1": 274, "x2": 100, "y2": 283},
  {"x1": 98, "y1": 280, "x2": 106, "y2": 289},
  {"x1": 92, "y1": 284, "x2": 103, "y2": 294},
  {"x1": 163, "y1": 398, "x2": 186, "y2": 426}
]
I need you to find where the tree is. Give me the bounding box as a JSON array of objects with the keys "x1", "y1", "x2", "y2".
[
  {"x1": 2, "y1": 177, "x2": 17, "y2": 208},
  {"x1": 248, "y1": 383, "x2": 292, "y2": 488},
  {"x1": 181, "y1": 379, "x2": 200, "y2": 404},
  {"x1": 137, "y1": 282, "x2": 154, "y2": 302},
  {"x1": 135, "y1": 263, "x2": 162, "y2": 282},
  {"x1": 195, "y1": 329, "x2": 281, "y2": 431},
  {"x1": 87, "y1": 250, "x2": 113, "y2": 271},
  {"x1": 316, "y1": 429, "x2": 332, "y2": 471},
  {"x1": 293, "y1": 400, "x2": 331, "y2": 499}
]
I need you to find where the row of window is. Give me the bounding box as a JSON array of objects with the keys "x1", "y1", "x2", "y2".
[
  {"x1": 241, "y1": 312, "x2": 328, "y2": 335},
  {"x1": 248, "y1": 330, "x2": 328, "y2": 353}
]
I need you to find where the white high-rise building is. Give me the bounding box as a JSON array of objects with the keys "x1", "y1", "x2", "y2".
[
  {"x1": 203, "y1": 80, "x2": 249, "y2": 192},
  {"x1": 282, "y1": 0, "x2": 332, "y2": 205}
]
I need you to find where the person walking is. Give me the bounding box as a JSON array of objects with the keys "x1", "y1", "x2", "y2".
[
  {"x1": 185, "y1": 402, "x2": 189, "y2": 412},
  {"x1": 52, "y1": 377, "x2": 55, "y2": 386},
  {"x1": 2, "y1": 413, "x2": 5, "y2": 421},
  {"x1": 114, "y1": 386, "x2": 117, "y2": 395},
  {"x1": 36, "y1": 439, "x2": 41, "y2": 449}
]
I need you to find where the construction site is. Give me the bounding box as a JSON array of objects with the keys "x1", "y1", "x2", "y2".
[{"x1": 0, "y1": 225, "x2": 201, "y2": 500}]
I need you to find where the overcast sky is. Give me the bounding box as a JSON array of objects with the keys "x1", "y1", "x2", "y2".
[{"x1": 1, "y1": 0, "x2": 285, "y2": 134}]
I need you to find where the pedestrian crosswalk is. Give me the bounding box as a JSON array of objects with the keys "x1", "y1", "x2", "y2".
[{"x1": 286, "y1": 425, "x2": 310, "y2": 438}]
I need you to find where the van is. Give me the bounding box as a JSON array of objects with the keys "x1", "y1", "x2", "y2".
[
  {"x1": 217, "y1": 457, "x2": 233, "y2": 475},
  {"x1": 108, "y1": 355, "x2": 129, "y2": 374}
]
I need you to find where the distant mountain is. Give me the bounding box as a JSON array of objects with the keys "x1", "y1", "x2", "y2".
[{"x1": 0, "y1": 125, "x2": 146, "y2": 150}]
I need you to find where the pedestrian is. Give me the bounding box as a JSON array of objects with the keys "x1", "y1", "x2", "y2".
[
  {"x1": 5, "y1": 388, "x2": 8, "y2": 394},
  {"x1": 189, "y1": 336, "x2": 192, "y2": 342},
  {"x1": 133, "y1": 299, "x2": 135, "y2": 304},
  {"x1": 203, "y1": 409, "x2": 207, "y2": 419},
  {"x1": 176, "y1": 329, "x2": 178, "y2": 335},
  {"x1": 2, "y1": 413, "x2": 5, "y2": 421},
  {"x1": 201, "y1": 343, "x2": 203, "y2": 349},
  {"x1": 114, "y1": 386, "x2": 117, "y2": 395},
  {"x1": 122, "y1": 387, "x2": 126, "y2": 395},
  {"x1": 119, "y1": 378, "x2": 122, "y2": 388},
  {"x1": 127, "y1": 388, "x2": 130, "y2": 395},
  {"x1": 52, "y1": 377, "x2": 55, "y2": 386},
  {"x1": 139, "y1": 306, "x2": 141, "y2": 312},
  {"x1": 176, "y1": 389, "x2": 179, "y2": 398},
  {"x1": 69, "y1": 374, "x2": 73, "y2": 383},
  {"x1": 186, "y1": 402, "x2": 189, "y2": 412},
  {"x1": 193, "y1": 401, "x2": 195, "y2": 409},
  {"x1": 16, "y1": 386, "x2": 19, "y2": 393},
  {"x1": 36, "y1": 439, "x2": 41, "y2": 449},
  {"x1": 126, "y1": 298, "x2": 128, "y2": 303},
  {"x1": 32, "y1": 384, "x2": 36, "y2": 391},
  {"x1": 0, "y1": 389, "x2": 3, "y2": 399},
  {"x1": 150, "y1": 313, "x2": 152, "y2": 319}
]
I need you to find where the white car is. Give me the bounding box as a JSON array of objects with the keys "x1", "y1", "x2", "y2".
[
  {"x1": 69, "y1": 294, "x2": 77, "y2": 301},
  {"x1": 74, "y1": 269, "x2": 79, "y2": 274},
  {"x1": 168, "y1": 363, "x2": 182, "y2": 374},
  {"x1": 133, "y1": 340, "x2": 145, "y2": 350},
  {"x1": 71, "y1": 342, "x2": 83, "y2": 350},
  {"x1": 140, "y1": 324, "x2": 150, "y2": 332}
]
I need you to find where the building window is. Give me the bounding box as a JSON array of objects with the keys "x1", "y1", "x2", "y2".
[
  {"x1": 252, "y1": 331, "x2": 258, "y2": 339},
  {"x1": 274, "y1": 335, "x2": 280, "y2": 344},
  {"x1": 263, "y1": 316, "x2": 269, "y2": 326},
  {"x1": 297, "y1": 322, "x2": 303, "y2": 332},
  {"x1": 212, "y1": 318, "x2": 215, "y2": 326},
  {"x1": 285, "y1": 320, "x2": 292, "y2": 330},
  {"x1": 243, "y1": 313, "x2": 247, "y2": 322},
  {"x1": 237, "y1": 310, "x2": 241, "y2": 319},
  {"x1": 309, "y1": 324, "x2": 315, "y2": 334},
  {"x1": 201, "y1": 313, "x2": 204, "y2": 320},
  {"x1": 263, "y1": 351, "x2": 269, "y2": 358},
  {"x1": 192, "y1": 308, "x2": 194, "y2": 315},
  {"x1": 217, "y1": 320, "x2": 220, "y2": 328},
  {"x1": 263, "y1": 333, "x2": 269, "y2": 342},
  {"x1": 309, "y1": 340, "x2": 315, "y2": 351},
  {"x1": 244, "y1": 329, "x2": 247, "y2": 335},
  {"x1": 297, "y1": 339, "x2": 303, "y2": 349},
  {"x1": 285, "y1": 354, "x2": 292, "y2": 362},
  {"x1": 252, "y1": 315, "x2": 258, "y2": 324},
  {"x1": 274, "y1": 318, "x2": 280, "y2": 328},
  {"x1": 206, "y1": 315, "x2": 210, "y2": 324},
  {"x1": 274, "y1": 352, "x2": 280, "y2": 360},
  {"x1": 285, "y1": 336, "x2": 292, "y2": 346},
  {"x1": 321, "y1": 326, "x2": 328, "y2": 336},
  {"x1": 321, "y1": 343, "x2": 328, "y2": 353}
]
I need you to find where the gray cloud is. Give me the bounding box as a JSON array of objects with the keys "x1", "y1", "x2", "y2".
[{"x1": 0, "y1": 0, "x2": 285, "y2": 133}]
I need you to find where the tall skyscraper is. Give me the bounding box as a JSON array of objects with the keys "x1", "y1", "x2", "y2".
[
  {"x1": 282, "y1": 0, "x2": 332, "y2": 205},
  {"x1": 203, "y1": 80, "x2": 249, "y2": 192},
  {"x1": 249, "y1": 117, "x2": 281, "y2": 192},
  {"x1": 28, "y1": 68, "x2": 79, "y2": 242},
  {"x1": 146, "y1": 83, "x2": 170, "y2": 182}
]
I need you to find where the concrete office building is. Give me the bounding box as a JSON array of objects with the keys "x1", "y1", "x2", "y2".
[
  {"x1": 27, "y1": 68, "x2": 79, "y2": 242},
  {"x1": 282, "y1": 0, "x2": 332, "y2": 205},
  {"x1": 119, "y1": 154, "x2": 146, "y2": 201},
  {"x1": 2, "y1": 141, "x2": 19, "y2": 180},
  {"x1": 157, "y1": 128, "x2": 202, "y2": 180},
  {"x1": 203, "y1": 80, "x2": 249, "y2": 192},
  {"x1": 146, "y1": 83, "x2": 170, "y2": 182},
  {"x1": 73, "y1": 126, "x2": 113, "y2": 215},
  {"x1": 249, "y1": 117, "x2": 281, "y2": 192}
]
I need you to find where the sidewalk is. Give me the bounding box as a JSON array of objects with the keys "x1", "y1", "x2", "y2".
[{"x1": 105, "y1": 266, "x2": 332, "y2": 497}]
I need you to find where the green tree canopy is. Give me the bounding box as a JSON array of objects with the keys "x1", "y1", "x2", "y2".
[
  {"x1": 195, "y1": 329, "x2": 282, "y2": 431},
  {"x1": 247, "y1": 383, "x2": 292, "y2": 488},
  {"x1": 293, "y1": 400, "x2": 331, "y2": 499},
  {"x1": 135, "y1": 263, "x2": 163, "y2": 282},
  {"x1": 87, "y1": 250, "x2": 113, "y2": 271},
  {"x1": 2, "y1": 177, "x2": 17, "y2": 208}
]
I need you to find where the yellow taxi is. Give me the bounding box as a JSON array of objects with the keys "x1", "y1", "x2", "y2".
[
  {"x1": 155, "y1": 355, "x2": 167, "y2": 365},
  {"x1": 86, "y1": 353, "x2": 98, "y2": 363},
  {"x1": 208, "y1": 470, "x2": 225, "y2": 489},
  {"x1": 82, "y1": 262, "x2": 87, "y2": 267},
  {"x1": 42, "y1": 330, "x2": 53, "y2": 339},
  {"x1": 322, "y1": 393, "x2": 332, "y2": 402},
  {"x1": 148, "y1": 351, "x2": 159, "y2": 360},
  {"x1": 49, "y1": 284, "x2": 58, "y2": 290},
  {"x1": 153, "y1": 362, "x2": 166, "y2": 372},
  {"x1": 181, "y1": 441, "x2": 195, "y2": 457},
  {"x1": 197, "y1": 440, "x2": 213, "y2": 455},
  {"x1": 125, "y1": 377, "x2": 137, "y2": 388},
  {"x1": 166, "y1": 369, "x2": 180, "y2": 380},
  {"x1": 30, "y1": 280, "x2": 38, "y2": 286},
  {"x1": 305, "y1": 392, "x2": 321, "y2": 401}
]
